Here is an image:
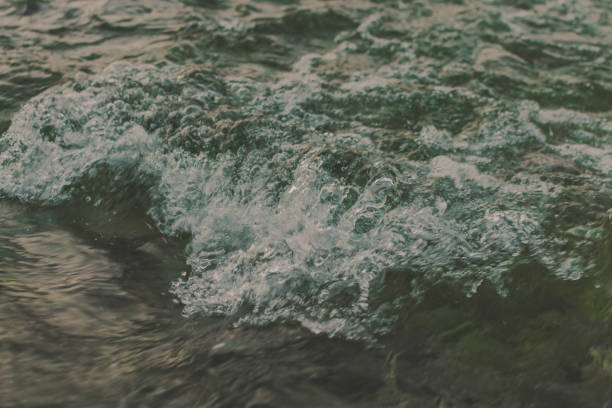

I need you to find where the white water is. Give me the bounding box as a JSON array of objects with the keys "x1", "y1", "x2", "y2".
[{"x1": 1, "y1": 60, "x2": 609, "y2": 339}]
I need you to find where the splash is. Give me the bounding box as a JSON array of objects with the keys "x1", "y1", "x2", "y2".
[{"x1": 1, "y1": 59, "x2": 609, "y2": 339}]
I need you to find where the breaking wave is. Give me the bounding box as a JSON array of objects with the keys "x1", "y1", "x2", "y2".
[{"x1": 1, "y1": 59, "x2": 610, "y2": 339}]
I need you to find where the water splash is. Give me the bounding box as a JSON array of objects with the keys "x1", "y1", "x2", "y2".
[{"x1": 1, "y1": 60, "x2": 609, "y2": 339}]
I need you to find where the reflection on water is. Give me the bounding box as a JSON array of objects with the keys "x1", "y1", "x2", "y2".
[
  {"x1": 1, "y1": 0, "x2": 611, "y2": 404},
  {"x1": 0, "y1": 200, "x2": 184, "y2": 406},
  {"x1": 2, "y1": 199, "x2": 612, "y2": 407},
  {"x1": 0, "y1": 200, "x2": 391, "y2": 407}
]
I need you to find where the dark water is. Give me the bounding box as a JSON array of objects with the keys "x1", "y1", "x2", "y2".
[{"x1": 1, "y1": 0, "x2": 612, "y2": 406}]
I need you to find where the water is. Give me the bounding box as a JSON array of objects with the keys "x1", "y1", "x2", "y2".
[{"x1": 1, "y1": 0, "x2": 612, "y2": 406}]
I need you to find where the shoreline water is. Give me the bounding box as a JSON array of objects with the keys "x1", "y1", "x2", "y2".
[
  {"x1": 2, "y1": 199, "x2": 612, "y2": 406},
  {"x1": 1, "y1": 0, "x2": 611, "y2": 405}
]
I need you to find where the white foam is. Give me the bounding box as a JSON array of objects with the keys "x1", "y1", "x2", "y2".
[{"x1": 1, "y1": 62, "x2": 607, "y2": 339}]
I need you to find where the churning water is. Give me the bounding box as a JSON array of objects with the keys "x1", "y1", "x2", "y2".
[
  {"x1": 1, "y1": 0, "x2": 611, "y2": 406},
  {"x1": 2, "y1": 54, "x2": 610, "y2": 340}
]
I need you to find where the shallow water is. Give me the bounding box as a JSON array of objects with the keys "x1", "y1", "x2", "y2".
[
  {"x1": 1, "y1": 0, "x2": 612, "y2": 406},
  {"x1": 2, "y1": 199, "x2": 612, "y2": 407}
]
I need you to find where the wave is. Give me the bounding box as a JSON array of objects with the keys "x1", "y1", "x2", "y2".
[{"x1": 1, "y1": 59, "x2": 610, "y2": 339}]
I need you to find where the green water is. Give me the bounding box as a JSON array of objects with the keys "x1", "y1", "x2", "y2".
[{"x1": 1, "y1": 0, "x2": 611, "y2": 406}]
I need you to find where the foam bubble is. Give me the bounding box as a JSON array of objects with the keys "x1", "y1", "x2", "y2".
[{"x1": 1, "y1": 61, "x2": 608, "y2": 339}]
